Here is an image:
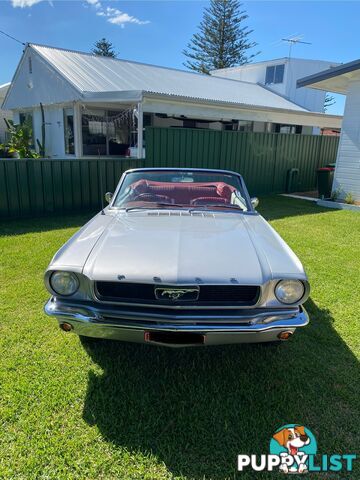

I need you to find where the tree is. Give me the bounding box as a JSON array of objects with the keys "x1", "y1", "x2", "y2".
[
  {"x1": 92, "y1": 38, "x2": 117, "y2": 58},
  {"x1": 183, "y1": 0, "x2": 259, "y2": 74},
  {"x1": 324, "y1": 93, "x2": 336, "y2": 112}
]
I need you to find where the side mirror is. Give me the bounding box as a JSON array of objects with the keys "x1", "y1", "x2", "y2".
[
  {"x1": 105, "y1": 192, "x2": 113, "y2": 204},
  {"x1": 251, "y1": 197, "x2": 259, "y2": 209}
]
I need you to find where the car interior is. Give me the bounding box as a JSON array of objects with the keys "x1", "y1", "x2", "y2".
[
  {"x1": 111, "y1": 171, "x2": 250, "y2": 211},
  {"x1": 128, "y1": 179, "x2": 235, "y2": 205}
]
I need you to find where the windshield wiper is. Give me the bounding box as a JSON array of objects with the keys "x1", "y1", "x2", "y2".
[{"x1": 125, "y1": 206, "x2": 154, "y2": 212}]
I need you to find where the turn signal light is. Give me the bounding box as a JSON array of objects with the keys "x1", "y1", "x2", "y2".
[
  {"x1": 277, "y1": 331, "x2": 293, "y2": 341},
  {"x1": 60, "y1": 322, "x2": 73, "y2": 332}
]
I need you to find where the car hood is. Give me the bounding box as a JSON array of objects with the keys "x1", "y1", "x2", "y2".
[{"x1": 81, "y1": 211, "x2": 305, "y2": 284}]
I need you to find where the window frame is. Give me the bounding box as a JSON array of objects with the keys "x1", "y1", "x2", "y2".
[
  {"x1": 63, "y1": 107, "x2": 75, "y2": 155},
  {"x1": 265, "y1": 64, "x2": 285, "y2": 85},
  {"x1": 19, "y1": 111, "x2": 35, "y2": 148},
  {"x1": 110, "y1": 168, "x2": 253, "y2": 213},
  {"x1": 80, "y1": 107, "x2": 136, "y2": 156}
]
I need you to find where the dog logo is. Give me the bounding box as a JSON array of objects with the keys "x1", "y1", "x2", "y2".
[
  {"x1": 238, "y1": 424, "x2": 356, "y2": 473},
  {"x1": 154, "y1": 287, "x2": 199, "y2": 301},
  {"x1": 270, "y1": 424, "x2": 317, "y2": 474}
]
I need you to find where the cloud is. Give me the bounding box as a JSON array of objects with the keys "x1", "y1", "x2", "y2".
[
  {"x1": 87, "y1": 1, "x2": 149, "y2": 27},
  {"x1": 85, "y1": 0, "x2": 101, "y2": 8},
  {"x1": 11, "y1": 0, "x2": 45, "y2": 7},
  {"x1": 11, "y1": 0, "x2": 149, "y2": 27},
  {"x1": 108, "y1": 12, "x2": 150, "y2": 27}
]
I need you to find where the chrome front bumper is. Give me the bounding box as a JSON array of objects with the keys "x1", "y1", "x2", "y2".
[{"x1": 44, "y1": 297, "x2": 309, "y2": 346}]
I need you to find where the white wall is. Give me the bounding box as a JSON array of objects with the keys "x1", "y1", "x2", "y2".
[
  {"x1": 0, "y1": 85, "x2": 13, "y2": 143},
  {"x1": 285, "y1": 59, "x2": 330, "y2": 112},
  {"x1": 0, "y1": 103, "x2": 12, "y2": 143},
  {"x1": 4, "y1": 101, "x2": 67, "y2": 156},
  {"x1": 333, "y1": 80, "x2": 360, "y2": 201},
  {"x1": 211, "y1": 58, "x2": 338, "y2": 113},
  {"x1": 42, "y1": 105, "x2": 67, "y2": 157},
  {"x1": 13, "y1": 104, "x2": 71, "y2": 157},
  {"x1": 3, "y1": 47, "x2": 79, "y2": 110}
]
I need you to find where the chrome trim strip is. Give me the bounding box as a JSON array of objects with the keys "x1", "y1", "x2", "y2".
[{"x1": 44, "y1": 297, "x2": 308, "y2": 332}]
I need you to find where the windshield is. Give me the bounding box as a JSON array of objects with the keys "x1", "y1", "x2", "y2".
[{"x1": 112, "y1": 170, "x2": 249, "y2": 212}]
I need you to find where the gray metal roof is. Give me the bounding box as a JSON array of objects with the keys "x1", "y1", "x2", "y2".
[
  {"x1": 31, "y1": 44, "x2": 308, "y2": 112},
  {"x1": 297, "y1": 59, "x2": 360, "y2": 94}
]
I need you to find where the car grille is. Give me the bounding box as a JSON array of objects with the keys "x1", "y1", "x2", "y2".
[{"x1": 94, "y1": 282, "x2": 260, "y2": 307}]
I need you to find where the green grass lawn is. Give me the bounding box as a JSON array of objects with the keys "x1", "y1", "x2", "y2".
[{"x1": 0, "y1": 197, "x2": 359, "y2": 480}]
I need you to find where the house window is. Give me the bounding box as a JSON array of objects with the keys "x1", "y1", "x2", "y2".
[
  {"x1": 265, "y1": 64, "x2": 285, "y2": 84},
  {"x1": 63, "y1": 108, "x2": 75, "y2": 155},
  {"x1": 81, "y1": 108, "x2": 134, "y2": 156},
  {"x1": 19, "y1": 111, "x2": 34, "y2": 147},
  {"x1": 19, "y1": 111, "x2": 33, "y2": 127},
  {"x1": 183, "y1": 119, "x2": 196, "y2": 128},
  {"x1": 82, "y1": 109, "x2": 107, "y2": 156},
  {"x1": 107, "y1": 110, "x2": 131, "y2": 155},
  {"x1": 273, "y1": 124, "x2": 302, "y2": 134},
  {"x1": 237, "y1": 120, "x2": 254, "y2": 132}
]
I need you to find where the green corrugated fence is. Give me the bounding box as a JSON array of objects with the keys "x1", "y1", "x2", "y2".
[
  {"x1": 0, "y1": 157, "x2": 145, "y2": 218},
  {"x1": 146, "y1": 127, "x2": 339, "y2": 196},
  {"x1": 0, "y1": 128, "x2": 339, "y2": 219}
]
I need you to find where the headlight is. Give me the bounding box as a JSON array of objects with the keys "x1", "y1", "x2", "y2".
[
  {"x1": 275, "y1": 279, "x2": 305, "y2": 304},
  {"x1": 50, "y1": 271, "x2": 79, "y2": 296}
]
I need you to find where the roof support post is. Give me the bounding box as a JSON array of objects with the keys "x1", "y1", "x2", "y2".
[
  {"x1": 137, "y1": 101, "x2": 143, "y2": 159},
  {"x1": 73, "y1": 102, "x2": 82, "y2": 158}
]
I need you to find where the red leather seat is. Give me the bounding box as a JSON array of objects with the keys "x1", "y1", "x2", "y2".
[
  {"x1": 149, "y1": 185, "x2": 219, "y2": 204},
  {"x1": 216, "y1": 182, "x2": 233, "y2": 201},
  {"x1": 130, "y1": 180, "x2": 235, "y2": 205},
  {"x1": 133, "y1": 193, "x2": 174, "y2": 203},
  {"x1": 190, "y1": 196, "x2": 228, "y2": 206}
]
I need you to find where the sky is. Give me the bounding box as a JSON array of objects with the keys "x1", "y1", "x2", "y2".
[{"x1": 0, "y1": 0, "x2": 358, "y2": 115}]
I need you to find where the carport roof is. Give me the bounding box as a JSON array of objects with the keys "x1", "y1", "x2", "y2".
[{"x1": 297, "y1": 59, "x2": 360, "y2": 94}]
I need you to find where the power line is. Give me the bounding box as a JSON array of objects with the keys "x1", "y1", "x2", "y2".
[{"x1": 0, "y1": 29, "x2": 26, "y2": 46}]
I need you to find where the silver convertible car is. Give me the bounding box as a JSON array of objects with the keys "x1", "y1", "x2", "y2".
[{"x1": 44, "y1": 168, "x2": 309, "y2": 347}]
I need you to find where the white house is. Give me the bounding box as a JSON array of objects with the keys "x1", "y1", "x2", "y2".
[
  {"x1": 211, "y1": 57, "x2": 340, "y2": 133},
  {"x1": 298, "y1": 60, "x2": 360, "y2": 201},
  {"x1": 0, "y1": 83, "x2": 13, "y2": 143},
  {"x1": 2, "y1": 44, "x2": 341, "y2": 159}
]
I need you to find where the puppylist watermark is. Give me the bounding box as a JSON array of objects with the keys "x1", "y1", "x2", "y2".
[{"x1": 237, "y1": 424, "x2": 357, "y2": 474}]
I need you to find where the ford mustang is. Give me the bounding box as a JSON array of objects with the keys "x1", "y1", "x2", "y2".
[{"x1": 44, "y1": 168, "x2": 310, "y2": 347}]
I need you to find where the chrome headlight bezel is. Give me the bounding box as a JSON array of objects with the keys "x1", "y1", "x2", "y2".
[
  {"x1": 50, "y1": 271, "x2": 80, "y2": 296},
  {"x1": 274, "y1": 279, "x2": 305, "y2": 305}
]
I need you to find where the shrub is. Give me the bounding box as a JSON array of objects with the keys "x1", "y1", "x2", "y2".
[
  {"x1": 3, "y1": 119, "x2": 39, "y2": 159},
  {"x1": 345, "y1": 192, "x2": 355, "y2": 204}
]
